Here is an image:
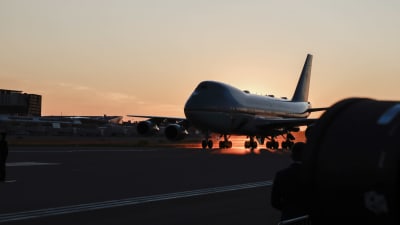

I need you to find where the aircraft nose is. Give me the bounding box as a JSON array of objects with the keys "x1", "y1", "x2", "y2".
[
  {"x1": 184, "y1": 81, "x2": 237, "y2": 116},
  {"x1": 183, "y1": 94, "x2": 203, "y2": 112},
  {"x1": 184, "y1": 90, "x2": 230, "y2": 114}
]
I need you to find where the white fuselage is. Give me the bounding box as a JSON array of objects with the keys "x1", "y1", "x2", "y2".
[{"x1": 184, "y1": 81, "x2": 310, "y2": 136}]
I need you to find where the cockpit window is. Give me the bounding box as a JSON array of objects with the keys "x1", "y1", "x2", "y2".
[{"x1": 198, "y1": 84, "x2": 208, "y2": 90}]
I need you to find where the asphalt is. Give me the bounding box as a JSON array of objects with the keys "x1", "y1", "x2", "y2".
[{"x1": 0, "y1": 145, "x2": 292, "y2": 225}]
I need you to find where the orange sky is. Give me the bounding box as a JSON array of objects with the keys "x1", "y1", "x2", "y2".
[{"x1": 1, "y1": 1, "x2": 400, "y2": 119}]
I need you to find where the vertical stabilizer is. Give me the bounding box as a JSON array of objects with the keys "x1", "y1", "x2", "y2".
[{"x1": 291, "y1": 54, "x2": 313, "y2": 102}]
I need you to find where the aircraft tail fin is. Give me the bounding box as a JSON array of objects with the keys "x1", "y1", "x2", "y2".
[{"x1": 291, "y1": 54, "x2": 313, "y2": 102}]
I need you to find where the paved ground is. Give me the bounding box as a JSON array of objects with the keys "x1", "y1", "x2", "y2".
[{"x1": 0, "y1": 145, "x2": 292, "y2": 225}]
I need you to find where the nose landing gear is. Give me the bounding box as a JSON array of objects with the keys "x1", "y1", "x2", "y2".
[
  {"x1": 201, "y1": 131, "x2": 213, "y2": 149},
  {"x1": 201, "y1": 139, "x2": 213, "y2": 149}
]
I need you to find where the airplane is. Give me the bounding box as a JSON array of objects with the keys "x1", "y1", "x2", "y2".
[
  {"x1": 128, "y1": 54, "x2": 326, "y2": 150},
  {"x1": 0, "y1": 115, "x2": 123, "y2": 128}
]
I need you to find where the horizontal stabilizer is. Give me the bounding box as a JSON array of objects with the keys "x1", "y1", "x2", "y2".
[{"x1": 306, "y1": 107, "x2": 329, "y2": 113}]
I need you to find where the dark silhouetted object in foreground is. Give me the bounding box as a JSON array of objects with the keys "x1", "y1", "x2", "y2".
[
  {"x1": 271, "y1": 142, "x2": 309, "y2": 220},
  {"x1": 304, "y1": 98, "x2": 400, "y2": 225},
  {"x1": 0, "y1": 132, "x2": 8, "y2": 181}
]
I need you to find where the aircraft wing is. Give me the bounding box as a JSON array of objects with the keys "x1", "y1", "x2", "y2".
[
  {"x1": 306, "y1": 107, "x2": 330, "y2": 113},
  {"x1": 127, "y1": 115, "x2": 187, "y2": 124}
]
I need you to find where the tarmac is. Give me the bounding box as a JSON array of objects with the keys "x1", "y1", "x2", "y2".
[{"x1": 0, "y1": 144, "x2": 293, "y2": 225}]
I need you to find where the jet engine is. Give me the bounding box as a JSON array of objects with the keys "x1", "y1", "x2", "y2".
[
  {"x1": 165, "y1": 124, "x2": 188, "y2": 141},
  {"x1": 136, "y1": 121, "x2": 160, "y2": 136}
]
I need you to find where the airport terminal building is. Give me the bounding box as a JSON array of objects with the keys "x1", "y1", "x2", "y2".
[
  {"x1": 0, "y1": 89, "x2": 41, "y2": 116},
  {"x1": 0, "y1": 89, "x2": 135, "y2": 136}
]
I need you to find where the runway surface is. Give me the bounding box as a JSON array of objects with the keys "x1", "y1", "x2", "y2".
[{"x1": 0, "y1": 146, "x2": 292, "y2": 225}]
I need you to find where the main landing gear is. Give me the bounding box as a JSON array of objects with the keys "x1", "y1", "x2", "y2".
[
  {"x1": 266, "y1": 132, "x2": 295, "y2": 150},
  {"x1": 266, "y1": 138, "x2": 279, "y2": 150},
  {"x1": 242, "y1": 133, "x2": 296, "y2": 151},
  {"x1": 281, "y1": 132, "x2": 295, "y2": 150},
  {"x1": 244, "y1": 136, "x2": 258, "y2": 153},
  {"x1": 219, "y1": 134, "x2": 233, "y2": 149},
  {"x1": 202, "y1": 134, "x2": 233, "y2": 150},
  {"x1": 244, "y1": 136, "x2": 257, "y2": 149}
]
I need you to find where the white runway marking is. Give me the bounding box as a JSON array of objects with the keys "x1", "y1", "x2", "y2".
[
  {"x1": 6, "y1": 162, "x2": 60, "y2": 167},
  {"x1": 4, "y1": 180, "x2": 16, "y2": 183},
  {"x1": 0, "y1": 180, "x2": 273, "y2": 223}
]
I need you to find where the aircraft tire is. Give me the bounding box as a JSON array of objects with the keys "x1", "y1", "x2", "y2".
[
  {"x1": 201, "y1": 140, "x2": 207, "y2": 149},
  {"x1": 244, "y1": 141, "x2": 250, "y2": 149},
  {"x1": 207, "y1": 140, "x2": 213, "y2": 149},
  {"x1": 266, "y1": 141, "x2": 271, "y2": 149},
  {"x1": 273, "y1": 141, "x2": 279, "y2": 149}
]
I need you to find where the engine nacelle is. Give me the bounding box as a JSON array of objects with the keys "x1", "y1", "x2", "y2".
[
  {"x1": 136, "y1": 121, "x2": 159, "y2": 136},
  {"x1": 165, "y1": 124, "x2": 188, "y2": 141}
]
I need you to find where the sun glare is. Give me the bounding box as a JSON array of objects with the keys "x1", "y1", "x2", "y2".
[{"x1": 165, "y1": 132, "x2": 306, "y2": 155}]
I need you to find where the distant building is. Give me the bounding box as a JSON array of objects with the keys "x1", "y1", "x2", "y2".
[{"x1": 0, "y1": 89, "x2": 42, "y2": 116}]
